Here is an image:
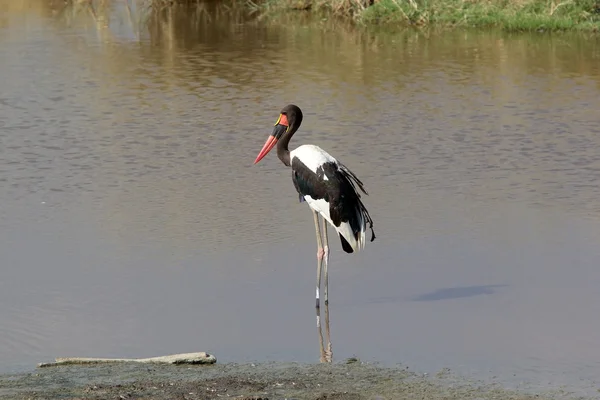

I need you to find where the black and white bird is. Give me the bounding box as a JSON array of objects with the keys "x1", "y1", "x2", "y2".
[{"x1": 254, "y1": 104, "x2": 375, "y2": 309}]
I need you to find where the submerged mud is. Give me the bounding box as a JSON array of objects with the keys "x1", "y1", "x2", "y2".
[{"x1": 0, "y1": 361, "x2": 591, "y2": 400}]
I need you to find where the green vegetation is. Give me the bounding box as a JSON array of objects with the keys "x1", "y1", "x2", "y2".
[
  {"x1": 53, "y1": 0, "x2": 600, "y2": 32},
  {"x1": 248, "y1": 0, "x2": 600, "y2": 31},
  {"x1": 363, "y1": 0, "x2": 600, "y2": 30}
]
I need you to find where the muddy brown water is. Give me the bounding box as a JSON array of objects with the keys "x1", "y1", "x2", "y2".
[{"x1": 1, "y1": 0, "x2": 600, "y2": 396}]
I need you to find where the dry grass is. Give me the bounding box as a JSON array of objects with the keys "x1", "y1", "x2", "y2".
[{"x1": 251, "y1": 0, "x2": 372, "y2": 16}]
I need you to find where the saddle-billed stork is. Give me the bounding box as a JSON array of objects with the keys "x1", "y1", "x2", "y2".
[{"x1": 254, "y1": 104, "x2": 376, "y2": 310}]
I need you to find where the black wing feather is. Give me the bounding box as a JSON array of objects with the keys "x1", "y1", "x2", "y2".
[{"x1": 337, "y1": 162, "x2": 376, "y2": 243}]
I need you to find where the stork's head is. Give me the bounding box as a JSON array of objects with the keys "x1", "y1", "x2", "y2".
[{"x1": 254, "y1": 104, "x2": 303, "y2": 164}]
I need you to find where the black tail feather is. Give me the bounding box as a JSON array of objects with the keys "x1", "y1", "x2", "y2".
[
  {"x1": 338, "y1": 163, "x2": 376, "y2": 243},
  {"x1": 339, "y1": 234, "x2": 354, "y2": 253}
]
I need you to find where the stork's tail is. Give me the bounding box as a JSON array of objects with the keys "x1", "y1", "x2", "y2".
[
  {"x1": 338, "y1": 163, "x2": 376, "y2": 249},
  {"x1": 339, "y1": 234, "x2": 355, "y2": 253}
]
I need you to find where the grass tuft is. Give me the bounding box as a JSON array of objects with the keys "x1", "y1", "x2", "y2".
[{"x1": 358, "y1": 0, "x2": 600, "y2": 31}]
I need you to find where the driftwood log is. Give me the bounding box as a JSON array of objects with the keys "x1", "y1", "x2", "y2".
[{"x1": 38, "y1": 352, "x2": 216, "y2": 367}]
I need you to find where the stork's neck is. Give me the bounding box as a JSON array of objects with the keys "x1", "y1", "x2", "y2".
[{"x1": 276, "y1": 128, "x2": 294, "y2": 167}]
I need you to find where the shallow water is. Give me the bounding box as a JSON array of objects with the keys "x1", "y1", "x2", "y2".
[{"x1": 1, "y1": 0, "x2": 600, "y2": 395}]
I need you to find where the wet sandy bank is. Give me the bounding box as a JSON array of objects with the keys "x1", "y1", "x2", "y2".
[{"x1": 0, "y1": 361, "x2": 591, "y2": 400}]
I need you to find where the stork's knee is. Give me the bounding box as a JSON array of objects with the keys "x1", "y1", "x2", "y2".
[
  {"x1": 317, "y1": 247, "x2": 325, "y2": 260},
  {"x1": 323, "y1": 246, "x2": 330, "y2": 257}
]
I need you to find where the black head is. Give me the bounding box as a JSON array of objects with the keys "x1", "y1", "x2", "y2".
[
  {"x1": 254, "y1": 104, "x2": 304, "y2": 164},
  {"x1": 278, "y1": 104, "x2": 303, "y2": 135}
]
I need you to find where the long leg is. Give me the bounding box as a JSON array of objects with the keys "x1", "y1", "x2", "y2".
[
  {"x1": 318, "y1": 298, "x2": 333, "y2": 363},
  {"x1": 313, "y1": 210, "x2": 324, "y2": 310},
  {"x1": 317, "y1": 307, "x2": 326, "y2": 362},
  {"x1": 313, "y1": 210, "x2": 327, "y2": 362},
  {"x1": 321, "y1": 219, "x2": 332, "y2": 362},
  {"x1": 323, "y1": 294, "x2": 332, "y2": 362},
  {"x1": 321, "y1": 218, "x2": 330, "y2": 306}
]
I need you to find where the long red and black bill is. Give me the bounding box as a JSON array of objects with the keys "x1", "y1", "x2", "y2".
[
  {"x1": 254, "y1": 114, "x2": 289, "y2": 164},
  {"x1": 254, "y1": 135, "x2": 278, "y2": 164}
]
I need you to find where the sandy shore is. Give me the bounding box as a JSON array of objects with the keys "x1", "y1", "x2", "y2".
[{"x1": 0, "y1": 360, "x2": 591, "y2": 400}]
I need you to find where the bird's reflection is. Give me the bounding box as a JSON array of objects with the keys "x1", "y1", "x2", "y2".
[{"x1": 317, "y1": 301, "x2": 332, "y2": 363}]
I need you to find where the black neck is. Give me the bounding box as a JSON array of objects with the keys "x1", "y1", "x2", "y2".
[{"x1": 277, "y1": 126, "x2": 295, "y2": 167}]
